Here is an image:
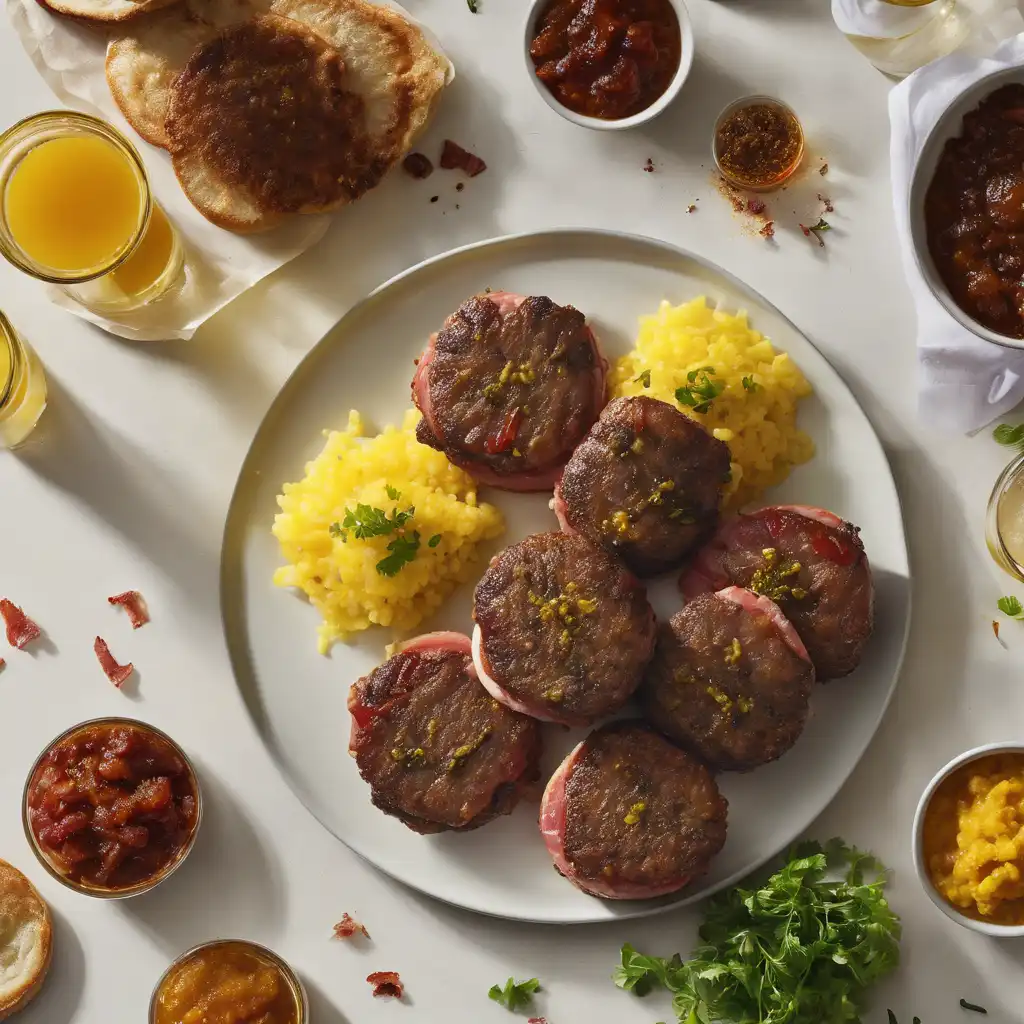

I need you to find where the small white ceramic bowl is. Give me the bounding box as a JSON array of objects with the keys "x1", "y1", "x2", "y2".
[
  {"x1": 523, "y1": 0, "x2": 695, "y2": 130},
  {"x1": 912, "y1": 741, "x2": 1024, "y2": 936},
  {"x1": 909, "y1": 66, "x2": 1024, "y2": 351}
]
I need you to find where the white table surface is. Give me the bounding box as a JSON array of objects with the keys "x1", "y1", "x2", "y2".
[{"x1": 2, "y1": 1, "x2": 1023, "y2": 1021}]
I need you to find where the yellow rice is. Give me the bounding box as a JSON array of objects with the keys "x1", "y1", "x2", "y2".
[
  {"x1": 610, "y1": 296, "x2": 814, "y2": 508},
  {"x1": 273, "y1": 409, "x2": 504, "y2": 652}
]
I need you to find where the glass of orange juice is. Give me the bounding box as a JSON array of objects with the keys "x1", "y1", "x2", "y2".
[
  {"x1": 0, "y1": 111, "x2": 184, "y2": 316},
  {"x1": 0, "y1": 311, "x2": 47, "y2": 448}
]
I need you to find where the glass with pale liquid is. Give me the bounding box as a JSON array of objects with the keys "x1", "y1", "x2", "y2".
[
  {"x1": 0, "y1": 111, "x2": 184, "y2": 315},
  {"x1": 0, "y1": 311, "x2": 47, "y2": 449},
  {"x1": 987, "y1": 452, "x2": 1024, "y2": 582},
  {"x1": 833, "y1": 0, "x2": 971, "y2": 77}
]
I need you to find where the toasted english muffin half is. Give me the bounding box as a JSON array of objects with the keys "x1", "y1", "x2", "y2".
[
  {"x1": 37, "y1": 0, "x2": 180, "y2": 24},
  {"x1": 0, "y1": 860, "x2": 52, "y2": 1022},
  {"x1": 105, "y1": 0, "x2": 452, "y2": 232}
]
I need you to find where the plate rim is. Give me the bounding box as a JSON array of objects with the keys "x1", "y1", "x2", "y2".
[{"x1": 219, "y1": 227, "x2": 912, "y2": 924}]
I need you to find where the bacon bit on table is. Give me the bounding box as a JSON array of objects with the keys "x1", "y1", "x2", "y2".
[
  {"x1": 367, "y1": 971, "x2": 404, "y2": 998},
  {"x1": 94, "y1": 637, "x2": 133, "y2": 688},
  {"x1": 456, "y1": 182, "x2": 465, "y2": 192},
  {"x1": 760, "y1": 221, "x2": 776, "y2": 239},
  {"x1": 528, "y1": 1018, "x2": 549, "y2": 1024},
  {"x1": 817, "y1": 193, "x2": 834, "y2": 213},
  {"x1": 819, "y1": 162, "x2": 829, "y2": 175},
  {"x1": 430, "y1": 195, "x2": 439, "y2": 203},
  {"x1": 643, "y1": 157, "x2": 654, "y2": 173},
  {"x1": 0, "y1": 599, "x2": 41, "y2": 649},
  {"x1": 0, "y1": 658, "x2": 5, "y2": 673},
  {"x1": 108, "y1": 591, "x2": 150, "y2": 629},
  {"x1": 402, "y1": 152, "x2": 434, "y2": 179},
  {"x1": 993, "y1": 619, "x2": 1006, "y2": 646},
  {"x1": 747, "y1": 198, "x2": 766, "y2": 215},
  {"x1": 333, "y1": 913, "x2": 370, "y2": 939},
  {"x1": 440, "y1": 140, "x2": 487, "y2": 177}
]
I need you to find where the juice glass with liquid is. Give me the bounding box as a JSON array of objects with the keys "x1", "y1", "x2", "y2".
[
  {"x1": 987, "y1": 451, "x2": 1024, "y2": 583},
  {"x1": 832, "y1": 0, "x2": 971, "y2": 77},
  {"x1": 0, "y1": 311, "x2": 47, "y2": 449},
  {"x1": 0, "y1": 111, "x2": 184, "y2": 315}
]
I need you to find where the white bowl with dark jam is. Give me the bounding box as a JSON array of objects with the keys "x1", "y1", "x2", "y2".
[
  {"x1": 910, "y1": 67, "x2": 1024, "y2": 351},
  {"x1": 524, "y1": 0, "x2": 695, "y2": 130}
]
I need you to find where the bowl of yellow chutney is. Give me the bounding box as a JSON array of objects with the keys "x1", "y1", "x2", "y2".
[{"x1": 914, "y1": 743, "x2": 1024, "y2": 935}]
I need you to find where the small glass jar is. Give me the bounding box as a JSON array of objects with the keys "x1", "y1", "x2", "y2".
[
  {"x1": 150, "y1": 940, "x2": 309, "y2": 1024},
  {"x1": 713, "y1": 96, "x2": 804, "y2": 193},
  {"x1": 0, "y1": 310, "x2": 47, "y2": 449},
  {"x1": 986, "y1": 451, "x2": 1024, "y2": 582},
  {"x1": 832, "y1": 0, "x2": 971, "y2": 78},
  {"x1": 23, "y1": 717, "x2": 203, "y2": 899},
  {"x1": 0, "y1": 111, "x2": 184, "y2": 315}
]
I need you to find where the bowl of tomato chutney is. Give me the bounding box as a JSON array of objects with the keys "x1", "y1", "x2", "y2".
[
  {"x1": 151, "y1": 940, "x2": 307, "y2": 1024},
  {"x1": 525, "y1": 0, "x2": 694, "y2": 129},
  {"x1": 911, "y1": 70, "x2": 1024, "y2": 349},
  {"x1": 23, "y1": 717, "x2": 202, "y2": 898}
]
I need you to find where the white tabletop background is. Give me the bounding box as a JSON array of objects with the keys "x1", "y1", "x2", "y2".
[{"x1": 2, "y1": 0, "x2": 1023, "y2": 1021}]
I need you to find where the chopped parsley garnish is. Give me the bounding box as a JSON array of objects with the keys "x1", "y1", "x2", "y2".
[
  {"x1": 994, "y1": 422, "x2": 1024, "y2": 449},
  {"x1": 488, "y1": 977, "x2": 540, "y2": 1012},
  {"x1": 613, "y1": 839, "x2": 900, "y2": 1024},
  {"x1": 888, "y1": 1013, "x2": 921, "y2": 1024},
  {"x1": 960, "y1": 999, "x2": 988, "y2": 1014},
  {"x1": 741, "y1": 375, "x2": 760, "y2": 392},
  {"x1": 675, "y1": 366, "x2": 724, "y2": 414},
  {"x1": 635, "y1": 369, "x2": 652, "y2": 388},
  {"x1": 467, "y1": 0, "x2": 479, "y2": 10},
  {"x1": 329, "y1": 489, "x2": 428, "y2": 577},
  {"x1": 998, "y1": 595, "x2": 1024, "y2": 619},
  {"x1": 376, "y1": 532, "x2": 421, "y2": 577},
  {"x1": 331, "y1": 502, "x2": 414, "y2": 541},
  {"x1": 800, "y1": 217, "x2": 831, "y2": 247}
]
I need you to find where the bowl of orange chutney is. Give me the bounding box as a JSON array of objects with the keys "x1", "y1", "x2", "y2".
[
  {"x1": 914, "y1": 743, "x2": 1024, "y2": 935},
  {"x1": 150, "y1": 940, "x2": 307, "y2": 1024}
]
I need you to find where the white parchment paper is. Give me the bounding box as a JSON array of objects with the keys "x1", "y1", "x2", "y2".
[{"x1": 6, "y1": 0, "x2": 335, "y2": 341}]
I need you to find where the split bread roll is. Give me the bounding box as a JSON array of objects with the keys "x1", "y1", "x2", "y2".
[
  {"x1": 106, "y1": 0, "x2": 452, "y2": 232},
  {"x1": 0, "y1": 859, "x2": 52, "y2": 1022},
  {"x1": 35, "y1": 0, "x2": 179, "y2": 25}
]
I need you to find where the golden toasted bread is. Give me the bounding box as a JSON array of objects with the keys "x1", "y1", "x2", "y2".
[
  {"x1": 105, "y1": 0, "x2": 452, "y2": 232},
  {"x1": 37, "y1": 0, "x2": 180, "y2": 24},
  {"x1": 0, "y1": 860, "x2": 52, "y2": 1022}
]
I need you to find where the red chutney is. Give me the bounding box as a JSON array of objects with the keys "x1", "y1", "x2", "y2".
[
  {"x1": 529, "y1": 0, "x2": 681, "y2": 121},
  {"x1": 26, "y1": 721, "x2": 199, "y2": 892},
  {"x1": 926, "y1": 83, "x2": 1024, "y2": 338}
]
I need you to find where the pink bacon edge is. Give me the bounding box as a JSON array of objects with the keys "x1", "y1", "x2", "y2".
[{"x1": 715, "y1": 586, "x2": 812, "y2": 663}]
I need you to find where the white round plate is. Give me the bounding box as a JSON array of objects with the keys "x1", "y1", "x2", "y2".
[{"x1": 221, "y1": 230, "x2": 911, "y2": 924}]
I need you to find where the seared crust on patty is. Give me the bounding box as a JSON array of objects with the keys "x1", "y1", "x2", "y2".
[
  {"x1": 0, "y1": 859, "x2": 52, "y2": 1022},
  {"x1": 166, "y1": 15, "x2": 382, "y2": 217}
]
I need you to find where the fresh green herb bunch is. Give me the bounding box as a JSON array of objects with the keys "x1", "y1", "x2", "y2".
[
  {"x1": 676, "y1": 366, "x2": 725, "y2": 414},
  {"x1": 613, "y1": 839, "x2": 901, "y2": 1024}
]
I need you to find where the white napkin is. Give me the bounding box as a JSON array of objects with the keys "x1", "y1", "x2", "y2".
[
  {"x1": 890, "y1": 30, "x2": 1024, "y2": 433},
  {"x1": 832, "y1": 0, "x2": 940, "y2": 40}
]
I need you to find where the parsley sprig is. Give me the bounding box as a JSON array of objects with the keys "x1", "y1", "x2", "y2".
[
  {"x1": 488, "y1": 977, "x2": 540, "y2": 1012},
  {"x1": 613, "y1": 839, "x2": 901, "y2": 1024},
  {"x1": 329, "y1": 488, "x2": 440, "y2": 577},
  {"x1": 675, "y1": 366, "x2": 724, "y2": 414},
  {"x1": 998, "y1": 595, "x2": 1024, "y2": 619},
  {"x1": 994, "y1": 423, "x2": 1024, "y2": 450}
]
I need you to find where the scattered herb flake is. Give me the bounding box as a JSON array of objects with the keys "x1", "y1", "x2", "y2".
[
  {"x1": 467, "y1": 0, "x2": 479, "y2": 10},
  {"x1": 613, "y1": 839, "x2": 901, "y2": 1024},
  {"x1": 998, "y1": 595, "x2": 1024, "y2": 618},
  {"x1": 820, "y1": 162, "x2": 829, "y2": 176},
  {"x1": 675, "y1": 366, "x2": 724, "y2": 414},
  {"x1": 800, "y1": 218, "x2": 832, "y2": 247},
  {"x1": 741, "y1": 375, "x2": 760, "y2": 392},
  {"x1": 385, "y1": 484, "x2": 401, "y2": 501},
  {"x1": 635, "y1": 369, "x2": 652, "y2": 389},
  {"x1": 686, "y1": 203, "x2": 697, "y2": 213},
  {"x1": 960, "y1": 999, "x2": 987, "y2": 1014},
  {"x1": 428, "y1": 534, "x2": 442, "y2": 548},
  {"x1": 489, "y1": 977, "x2": 540, "y2": 1012}
]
